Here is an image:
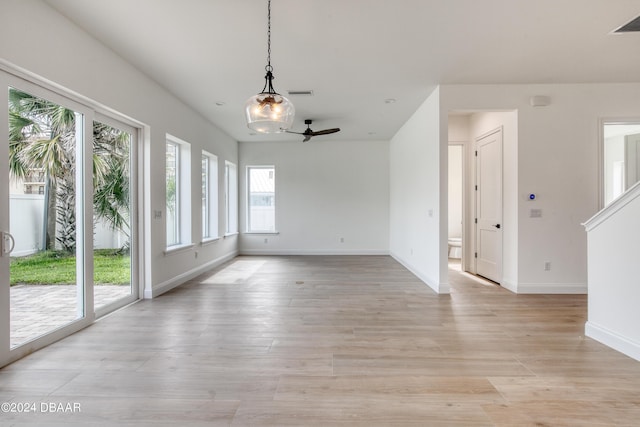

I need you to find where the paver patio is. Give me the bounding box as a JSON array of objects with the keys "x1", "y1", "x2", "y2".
[{"x1": 10, "y1": 284, "x2": 131, "y2": 348}]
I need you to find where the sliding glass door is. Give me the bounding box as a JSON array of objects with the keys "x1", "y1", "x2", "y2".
[
  {"x1": 0, "y1": 70, "x2": 139, "y2": 367},
  {"x1": 1, "y1": 74, "x2": 91, "y2": 364}
]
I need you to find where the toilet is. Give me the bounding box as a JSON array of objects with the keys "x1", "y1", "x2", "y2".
[{"x1": 448, "y1": 237, "x2": 462, "y2": 259}]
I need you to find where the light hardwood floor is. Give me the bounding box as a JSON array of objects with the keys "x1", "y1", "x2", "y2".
[{"x1": 1, "y1": 255, "x2": 639, "y2": 426}]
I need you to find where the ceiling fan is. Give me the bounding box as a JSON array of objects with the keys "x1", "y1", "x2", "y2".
[{"x1": 285, "y1": 119, "x2": 340, "y2": 142}]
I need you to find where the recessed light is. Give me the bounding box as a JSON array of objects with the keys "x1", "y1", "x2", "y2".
[{"x1": 384, "y1": 98, "x2": 396, "y2": 104}]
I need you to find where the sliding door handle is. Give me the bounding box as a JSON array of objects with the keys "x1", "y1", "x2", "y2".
[
  {"x1": 1, "y1": 231, "x2": 15, "y2": 256},
  {"x1": 492, "y1": 224, "x2": 501, "y2": 229}
]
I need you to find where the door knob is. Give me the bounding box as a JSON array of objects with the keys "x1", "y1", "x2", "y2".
[{"x1": 493, "y1": 224, "x2": 501, "y2": 229}]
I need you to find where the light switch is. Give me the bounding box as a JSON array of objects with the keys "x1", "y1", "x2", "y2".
[{"x1": 530, "y1": 208, "x2": 542, "y2": 218}]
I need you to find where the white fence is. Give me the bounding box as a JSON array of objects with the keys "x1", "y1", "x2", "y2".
[
  {"x1": 10, "y1": 194, "x2": 44, "y2": 257},
  {"x1": 10, "y1": 194, "x2": 127, "y2": 257}
]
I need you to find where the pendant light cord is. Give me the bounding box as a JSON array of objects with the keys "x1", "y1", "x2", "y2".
[
  {"x1": 262, "y1": 0, "x2": 276, "y2": 94},
  {"x1": 267, "y1": 0, "x2": 272, "y2": 71}
]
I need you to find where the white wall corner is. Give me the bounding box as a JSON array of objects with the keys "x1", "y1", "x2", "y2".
[
  {"x1": 390, "y1": 252, "x2": 450, "y2": 294},
  {"x1": 144, "y1": 251, "x2": 238, "y2": 299},
  {"x1": 500, "y1": 278, "x2": 518, "y2": 293},
  {"x1": 586, "y1": 321, "x2": 640, "y2": 362}
]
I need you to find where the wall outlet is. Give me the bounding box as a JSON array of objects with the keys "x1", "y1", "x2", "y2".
[
  {"x1": 264, "y1": 238, "x2": 268, "y2": 244},
  {"x1": 194, "y1": 251, "x2": 198, "y2": 259},
  {"x1": 544, "y1": 261, "x2": 551, "y2": 271},
  {"x1": 340, "y1": 237, "x2": 344, "y2": 243}
]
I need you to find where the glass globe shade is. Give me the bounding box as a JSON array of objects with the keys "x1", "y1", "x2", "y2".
[{"x1": 245, "y1": 93, "x2": 295, "y2": 133}]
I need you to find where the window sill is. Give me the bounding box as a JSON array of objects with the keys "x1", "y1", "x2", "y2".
[
  {"x1": 200, "y1": 236, "x2": 221, "y2": 246},
  {"x1": 244, "y1": 231, "x2": 280, "y2": 235},
  {"x1": 224, "y1": 232, "x2": 239, "y2": 238},
  {"x1": 164, "y1": 243, "x2": 194, "y2": 256}
]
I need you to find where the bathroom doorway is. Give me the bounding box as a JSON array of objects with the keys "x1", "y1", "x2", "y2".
[{"x1": 448, "y1": 144, "x2": 464, "y2": 270}]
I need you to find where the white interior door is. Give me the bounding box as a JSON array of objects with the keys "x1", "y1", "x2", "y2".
[
  {"x1": 625, "y1": 133, "x2": 640, "y2": 190},
  {"x1": 475, "y1": 128, "x2": 503, "y2": 283}
]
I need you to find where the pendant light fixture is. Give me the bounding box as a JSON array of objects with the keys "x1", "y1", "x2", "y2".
[{"x1": 244, "y1": 0, "x2": 295, "y2": 133}]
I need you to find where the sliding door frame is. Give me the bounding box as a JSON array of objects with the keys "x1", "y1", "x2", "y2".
[
  {"x1": 93, "y1": 113, "x2": 141, "y2": 318},
  {"x1": 0, "y1": 63, "x2": 144, "y2": 368}
]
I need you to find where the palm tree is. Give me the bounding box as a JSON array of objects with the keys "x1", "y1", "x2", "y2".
[
  {"x1": 9, "y1": 88, "x2": 75, "y2": 250},
  {"x1": 92, "y1": 122, "x2": 131, "y2": 245},
  {"x1": 8, "y1": 89, "x2": 131, "y2": 252}
]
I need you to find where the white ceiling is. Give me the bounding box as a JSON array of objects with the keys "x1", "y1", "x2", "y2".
[{"x1": 43, "y1": 0, "x2": 640, "y2": 142}]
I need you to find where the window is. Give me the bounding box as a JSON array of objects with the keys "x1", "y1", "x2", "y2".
[
  {"x1": 166, "y1": 141, "x2": 179, "y2": 246},
  {"x1": 202, "y1": 151, "x2": 218, "y2": 239},
  {"x1": 225, "y1": 161, "x2": 238, "y2": 235},
  {"x1": 166, "y1": 135, "x2": 191, "y2": 248},
  {"x1": 247, "y1": 166, "x2": 276, "y2": 232}
]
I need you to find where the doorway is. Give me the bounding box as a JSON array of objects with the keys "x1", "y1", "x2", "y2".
[
  {"x1": 601, "y1": 120, "x2": 640, "y2": 207},
  {"x1": 448, "y1": 144, "x2": 464, "y2": 269},
  {"x1": 1, "y1": 69, "x2": 139, "y2": 367}
]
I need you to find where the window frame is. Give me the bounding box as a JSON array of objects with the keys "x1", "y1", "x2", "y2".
[
  {"x1": 224, "y1": 160, "x2": 238, "y2": 236},
  {"x1": 201, "y1": 151, "x2": 219, "y2": 241},
  {"x1": 165, "y1": 140, "x2": 180, "y2": 247},
  {"x1": 246, "y1": 165, "x2": 277, "y2": 233},
  {"x1": 165, "y1": 134, "x2": 192, "y2": 251}
]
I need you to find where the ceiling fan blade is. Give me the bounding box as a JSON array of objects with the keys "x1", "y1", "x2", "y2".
[
  {"x1": 284, "y1": 129, "x2": 305, "y2": 135},
  {"x1": 302, "y1": 134, "x2": 312, "y2": 142},
  {"x1": 309, "y1": 128, "x2": 340, "y2": 136}
]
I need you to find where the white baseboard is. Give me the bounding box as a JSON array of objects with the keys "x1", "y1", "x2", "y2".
[
  {"x1": 585, "y1": 321, "x2": 640, "y2": 362},
  {"x1": 390, "y1": 251, "x2": 449, "y2": 294},
  {"x1": 239, "y1": 249, "x2": 389, "y2": 256},
  {"x1": 515, "y1": 282, "x2": 587, "y2": 294},
  {"x1": 144, "y1": 251, "x2": 238, "y2": 299}
]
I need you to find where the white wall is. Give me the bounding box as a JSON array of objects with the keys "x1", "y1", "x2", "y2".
[
  {"x1": 448, "y1": 115, "x2": 471, "y2": 142},
  {"x1": 239, "y1": 140, "x2": 389, "y2": 255},
  {"x1": 390, "y1": 87, "x2": 447, "y2": 293},
  {"x1": 0, "y1": 0, "x2": 238, "y2": 298},
  {"x1": 584, "y1": 183, "x2": 640, "y2": 361},
  {"x1": 441, "y1": 83, "x2": 640, "y2": 293}
]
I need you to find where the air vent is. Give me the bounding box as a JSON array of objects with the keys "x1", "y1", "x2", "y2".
[
  {"x1": 615, "y1": 15, "x2": 640, "y2": 33},
  {"x1": 287, "y1": 90, "x2": 314, "y2": 96}
]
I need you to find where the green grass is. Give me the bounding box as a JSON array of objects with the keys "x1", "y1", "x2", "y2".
[{"x1": 10, "y1": 249, "x2": 130, "y2": 286}]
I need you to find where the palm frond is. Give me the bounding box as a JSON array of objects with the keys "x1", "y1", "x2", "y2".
[{"x1": 18, "y1": 135, "x2": 67, "y2": 182}]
